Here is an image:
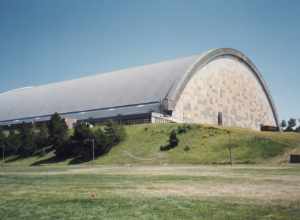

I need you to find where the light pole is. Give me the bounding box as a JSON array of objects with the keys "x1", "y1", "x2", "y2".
[
  {"x1": 2, "y1": 145, "x2": 4, "y2": 166},
  {"x1": 228, "y1": 131, "x2": 233, "y2": 166},
  {"x1": 92, "y1": 138, "x2": 95, "y2": 163}
]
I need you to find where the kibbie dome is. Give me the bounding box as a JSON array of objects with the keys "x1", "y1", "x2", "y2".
[{"x1": 0, "y1": 48, "x2": 279, "y2": 130}]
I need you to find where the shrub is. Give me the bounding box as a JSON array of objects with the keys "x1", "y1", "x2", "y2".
[
  {"x1": 176, "y1": 124, "x2": 192, "y2": 134},
  {"x1": 184, "y1": 146, "x2": 190, "y2": 152},
  {"x1": 169, "y1": 130, "x2": 179, "y2": 147},
  {"x1": 160, "y1": 129, "x2": 179, "y2": 151},
  {"x1": 104, "y1": 120, "x2": 126, "y2": 147}
]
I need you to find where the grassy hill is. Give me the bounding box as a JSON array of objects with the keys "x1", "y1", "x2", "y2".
[{"x1": 4, "y1": 123, "x2": 300, "y2": 166}]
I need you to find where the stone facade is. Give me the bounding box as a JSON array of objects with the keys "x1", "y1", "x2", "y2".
[{"x1": 172, "y1": 56, "x2": 276, "y2": 130}]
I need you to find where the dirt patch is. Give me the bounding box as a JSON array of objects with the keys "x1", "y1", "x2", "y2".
[{"x1": 121, "y1": 182, "x2": 300, "y2": 202}]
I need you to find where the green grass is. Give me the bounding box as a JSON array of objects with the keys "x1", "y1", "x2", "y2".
[
  {"x1": 3, "y1": 123, "x2": 300, "y2": 166},
  {"x1": 1, "y1": 197, "x2": 299, "y2": 220},
  {"x1": 2, "y1": 124, "x2": 300, "y2": 219},
  {"x1": 1, "y1": 165, "x2": 300, "y2": 220}
]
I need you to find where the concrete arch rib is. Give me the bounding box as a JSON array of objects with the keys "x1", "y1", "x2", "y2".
[{"x1": 166, "y1": 48, "x2": 280, "y2": 128}]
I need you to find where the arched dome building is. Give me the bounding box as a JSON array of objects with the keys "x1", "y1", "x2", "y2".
[{"x1": 0, "y1": 48, "x2": 279, "y2": 130}]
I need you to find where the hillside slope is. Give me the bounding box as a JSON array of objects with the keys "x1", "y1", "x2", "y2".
[
  {"x1": 96, "y1": 124, "x2": 300, "y2": 165},
  {"x1": 4, "y1": 123, "x2": 300, "y2": 166}
]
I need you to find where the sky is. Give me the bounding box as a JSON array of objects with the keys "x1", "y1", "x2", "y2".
[{"x1": 0, "y1": 0, "x2": 299, "y2": 120}]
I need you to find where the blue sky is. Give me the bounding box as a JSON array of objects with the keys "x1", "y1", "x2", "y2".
[{"x1": 0, "y1": 0, "x2": 299, "y2": 120}]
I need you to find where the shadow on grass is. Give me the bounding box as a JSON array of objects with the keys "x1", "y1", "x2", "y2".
[
  {"x1": 30, "y1": 155, "x2": 69, "y2": 166},
  {"x1": 31, "y1": 153, "x2": 96, "y2": 166},
  {"x1": 5, "y1": 146, "x2": 54, "y2": 164},
  {"x1": 68, "y1": 156, "x2": 91, "y2": 165},
  {"x1": 5, "y1": 155, "x2": 24, "y2": 163},
  {"x1": 8, "y1": 145, "x2": 114, "y2": 166}
]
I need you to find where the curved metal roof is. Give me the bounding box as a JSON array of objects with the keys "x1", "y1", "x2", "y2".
[
  {"x1": 0, "y1": 54, "x2": 199, "y2": 124},
  {"x1": 0, "y1": 48, "x2": 279, "y2": 127}
]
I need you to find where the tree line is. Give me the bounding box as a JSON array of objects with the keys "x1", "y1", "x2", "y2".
[
  {"x1": 280, "y1": 118, "x2": 300, "y2": 132},
  {"x1": 0, "y1": 113, "x2": 126, "y2": 162}
]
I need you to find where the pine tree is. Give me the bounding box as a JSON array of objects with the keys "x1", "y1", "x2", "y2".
[
  {"x1": 103, "y1": 120, "x2": 126, "y2": 152},
  {"x1": 72, "y1": 122, "x2": 94, "y2": 159},
  {"x1": 48, "y1": 113, "x2": 69, "y2": 156},
  {"x1": 6, "y1": 129, "x2": 21, "y2": 155},
  {"x1": 285, "y1": 118, "x2": 296, "y2": 132},
  {"x1": 0, "y1": 128, "x2": 5, "y2": 160},
  {"x1": 73, "y1": 122, "x2": 93, "y2": 142},
  {"x1": 18, "y1": 122, "x2": 36, "y2": 156},
  {"x1": 296, "y1": 119, "x2": 300, "y2": 132},
  {"x1": 36, "y1": 124, "x2": 50, "y2": 149},
  {"x1": 280, "y1": 120, "x2": 287, "y2": 129}
]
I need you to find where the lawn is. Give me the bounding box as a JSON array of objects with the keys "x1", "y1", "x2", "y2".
[
  {"x1": 4, "y1": 123, "x2": 300, "y2": 166},
  {"x1": 1, "y1": 165, "x2": 300, "y2": 220}
]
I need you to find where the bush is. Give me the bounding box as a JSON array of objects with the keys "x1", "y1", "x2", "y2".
[
  {"x1": 104, "y1": 120, "x2": 126, "y2": 147},
  {"x1": 184, "y1": 146, "x2": 190, "y2": 152},
  {"x1": 169, "y1": 130, "x2": 179, "y2": 147},
  {"x1": 176, "y1": 124, "x2": 192, "y2": 134},
  {"x1": 160, "y1": 129, "x2": 179, "y2": 151}
]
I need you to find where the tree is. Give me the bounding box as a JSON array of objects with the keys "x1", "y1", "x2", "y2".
[
  {"x1": 285, "y1": 118, "x2": 297, "y2": 132},
  {"x1": 296, "y1": 119, "x2": 300, "y2": 133},
  {"x1": 0, "y1": 128, "x2": 6, "y2": 163},
  {"x1": 35, "y1": 124, "x2": 50, "y2": 155},
  {"x1": 0, "y1": 128, "x2": 5, "y2": 147},
  {"x1": 104, "y1": 120, "x2": 126, "y2": 146},
  {"x1": 48, "y1": 113, "x2": 69, "y2": 156},
  {"x1": 280, "y1": 120, "x2": 287, "y2": 129},
  {"x1": 6, "y1": 129, "x2": 21, "y2": 155},
  {"x1": 18, "y1": 122, "x2": 36, "y2": 156},
  {"x1": 93, "y1": 127, "x2": 107, "y2": 154},
  {"x1": 72, "y1": 122, "x2": 93, "y2": 142},
  {"x1": 297, "y1": 119, "x2": 300, "y2": 132},
  {"x1": 71, "y1": 122, "x2": 94, "y2": 159}
]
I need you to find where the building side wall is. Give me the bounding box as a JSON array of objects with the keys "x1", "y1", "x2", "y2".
[{"x1": 172, "y1": 57, "x2": 276, "y2": 130}]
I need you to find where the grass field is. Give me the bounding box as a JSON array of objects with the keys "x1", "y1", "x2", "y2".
[
  {"x1": 4, "y1": 123, "x2": 300, "y2": 166},
  {"x1": 2, "y1": 124, "x2": 300, "y2": 219},
  {"x1": 1, "y1": 165, "x2": 300, "y2": 220}
]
